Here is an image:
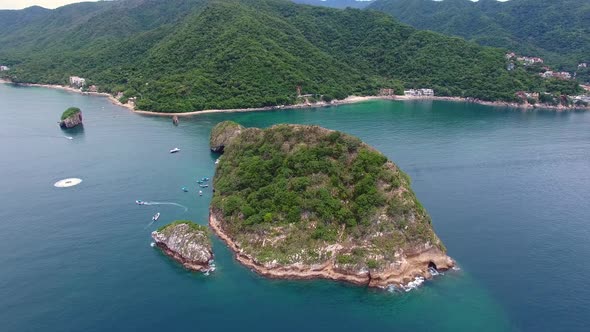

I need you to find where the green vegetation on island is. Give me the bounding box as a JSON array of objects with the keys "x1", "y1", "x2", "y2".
[
  {"x1": 157, "y1": 220, "x2": 209, "y2": 235},
  {"x1": 368, "y1": 0, "x2": 590, "y2": 82},
  {"x1": 210, "y1": 122, "x2": 453, "y2": 283},
  {"x1": 61, "y1": 107, "x2": 81, "y2": 120},
  {"x1": 0, "y1": 0, "x2": 582, "y2": 113}
]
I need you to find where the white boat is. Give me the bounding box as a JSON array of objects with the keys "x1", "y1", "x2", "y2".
[
  {"x1": 199, "y1": 190, "x2": 203, "y2": 196},
  {"x1": 152, "y1": 212, "x2": 160, "y2": 221},
  {"x1": 170, "y1": 148, "x2": 180, "y2": 153},
  {"x1": 215, "y1": 158, "x2": 220, "y2": 165}
]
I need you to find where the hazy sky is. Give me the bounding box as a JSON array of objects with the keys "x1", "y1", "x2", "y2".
[
  {"x1": 0, "y1": 0, "x2": 511, "y2": 10},
  {"x1": 0, "y1": 0, "x2": 99, "y2": 10}
]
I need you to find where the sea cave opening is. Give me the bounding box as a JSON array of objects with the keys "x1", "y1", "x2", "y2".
[{"x1": 428, "y1": 261, "x2": 438, "y2": 271}]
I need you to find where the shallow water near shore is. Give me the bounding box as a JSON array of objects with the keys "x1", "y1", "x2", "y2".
[{"x1": 1, "y1": 83, "x2": 589, "y2": 331}]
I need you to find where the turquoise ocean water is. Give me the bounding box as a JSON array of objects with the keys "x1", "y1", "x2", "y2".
[{"x1": 1, "y1": 83, "x2": 589, "y2": 331}]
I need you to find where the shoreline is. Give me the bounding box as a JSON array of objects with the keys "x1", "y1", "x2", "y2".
[
  {"x1": 2, "y1": 79, "x2": 588, "y2": 115},
  {"x1": 132, "y1": 95, "x2": 389, "y2": 117},
  {"x1": 209, "y1": 210, "x2": 455, "y2": 288}
]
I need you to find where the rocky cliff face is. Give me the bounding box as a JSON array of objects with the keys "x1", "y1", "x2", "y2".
[
  {"x1": 59, "y1": 111, "x2": 82, "y2": 129},
  {"x1": 151, "y1": 221, "x2": 214, "y2": 273},
  {"x1": 209, "y1": 121, "x2": 244, "y2": 153},
  {"x1": 209, "y1": 123, "x2": 455, "y2": 289},
  {"x1": 210, "y1": 211, "x2": 453, "y2": 289}
]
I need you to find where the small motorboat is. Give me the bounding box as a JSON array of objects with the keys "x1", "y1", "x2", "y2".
[
  {"x1": 136, "y1": 200, "x2": 144, "y2": 205},
  {"x1": 199, "y1": 184, "x2": 209, "y2": 188},
  {"x1": 198, "y1": 190, "x2": 203, "y2": 196},
  {"x1": 182, "y1": 187, "x2": 188, "y2": 192},
  {"x1": 197, "y1": 180, "x2": 203, "y2": 184},
  {"x1": 201, "y1": 177, "x2": 209, "y2": 181},
  {"x1": 170, "y1": 148, "x2": 180, "y2": 153},
  {"x1": 152, "y1": 212, "x2": 160, "y2": 221},
  {"x1": 215, "y1": 158, "x2": 220, "y2": 165}
]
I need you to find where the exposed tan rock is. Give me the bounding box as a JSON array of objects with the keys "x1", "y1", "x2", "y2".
[
  {"x1": 210, "y1": 211, "x2": 453, "y2": 288},
  {"x1": 59, "y1": 111, "x2": 82, "y2": 129},
  {"x1": 151, "y1": 221, "x2": 214, "y2": 273},
  {"x1": 209, "y1": 121, "x2": 244, "y2": 153}
]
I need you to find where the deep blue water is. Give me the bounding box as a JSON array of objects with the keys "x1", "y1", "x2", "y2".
[{"x1": 1, "y1": 83, "x2": 589, "y2": 331}]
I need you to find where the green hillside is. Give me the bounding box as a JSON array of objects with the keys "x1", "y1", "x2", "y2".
[
  {"x1": 210, "y1": 122, "x2": 451, "y2": 271},
  {"x1": 291, "y1": 0, "x2": 374, "y2": 9},
  {"x1": 369, "y1": 0, "x2": 590, "y2": 82},
  {"x1": 0, "y1": 0, "x2": 581, "y2": 112}
]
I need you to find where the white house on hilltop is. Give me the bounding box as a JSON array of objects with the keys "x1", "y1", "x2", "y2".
[{"x1": 0, "y1": 65, "x2": 9, "y2": 71}]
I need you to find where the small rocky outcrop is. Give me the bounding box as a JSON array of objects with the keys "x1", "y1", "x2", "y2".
[
  {"x1": 209, "y1": 121, "x2": 244, "y2": 153},
  {"x1": 151, "y1": 221, "x2": 214, "y2": 272},
  {"x1": 59, "y1": 107, "x2": 83, "y2": 129}
]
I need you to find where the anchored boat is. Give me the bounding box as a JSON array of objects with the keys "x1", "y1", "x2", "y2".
[{"x1": 170, "y1": 148, "x2": 180, "y2": 153}]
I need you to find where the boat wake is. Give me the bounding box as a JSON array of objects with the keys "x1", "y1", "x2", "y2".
[
  {"x1": 144, "y1": 220, "x2": 156, "y2": 229},
  {"x1": 144, "y1": 216, "x2": 163, "y2": 229},
  {"x1": 140, "y1": 201, "x2": 188, "y2": 211},
  {"x1": 0, "y1": 134, "x2": 73, "y2": 140},
  {"x1": 28, "y1": 134, "x2": 74, "y2": 140}
]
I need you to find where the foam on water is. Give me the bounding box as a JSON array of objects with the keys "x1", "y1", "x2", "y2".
[
  {"x1": 428, "y1": 267, "x2": 443, "y2": 277},
  {"x1": 401, "y1": 276, "x2": 425, "y2": 292}
]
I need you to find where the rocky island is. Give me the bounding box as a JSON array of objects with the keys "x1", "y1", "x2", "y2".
[
  {"x1": 59, "y1": 107, "x2": 83, "y2": 129},
  {"x1": 209, "y1": 121, "x2": 454, "y2": 288},
  {"x1": 210, "y1": 120, "x2": 244, "y2": 153},
  {"x1": 151, "y1": 221, "x2": 215, "y2": 273}
]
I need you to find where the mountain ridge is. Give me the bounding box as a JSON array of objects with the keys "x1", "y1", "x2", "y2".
[
  {"x1": 368, "y1": 0, "x2": 590, "y2": 81},
  {"x1": 0, "y1": 0, "x2": 582, "y2": 112}
]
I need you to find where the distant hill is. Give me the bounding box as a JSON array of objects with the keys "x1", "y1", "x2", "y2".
[
  {"x1": 368, "y1": 0, "x2": 590, "y2": 81},
  {"x1": 0, "y1": 6, "x2": 50, "y2": 35},
  {"x1": 0, "y1": 0, "x2": 581, "y2": 112},
  {"x1": 292, "y1": 0, "x2": 374, "y2": 9}
]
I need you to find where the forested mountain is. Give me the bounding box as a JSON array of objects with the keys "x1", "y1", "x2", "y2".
[
  {"x1": 0, "y1": 0, "x2": 581, "y2": 112},
  {"x1": 291, "y1": 0, "x2": 373, "y2": 9},
  {"x1": 369, "y1": 0, "x2": 590, "y2": 77},
  {"x1": 0, "y1": 6, "x2": 50, "y2": 34}
]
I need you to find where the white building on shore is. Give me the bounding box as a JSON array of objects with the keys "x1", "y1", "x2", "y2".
[
  {"x1": 404, "y1": 89, "x2": 434, "y2": 97},
  {"x1": 0, "y1": 65, "x2": 9, "y2": 71},
  {"x1": 69, "y1": 76, "x2": 86, "y2": 88}
]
